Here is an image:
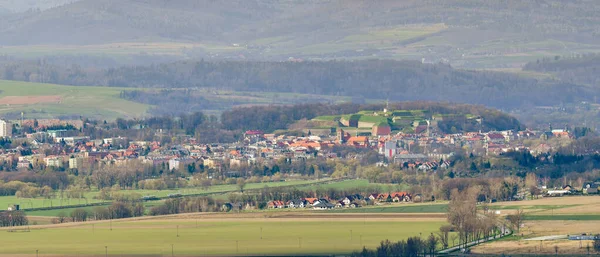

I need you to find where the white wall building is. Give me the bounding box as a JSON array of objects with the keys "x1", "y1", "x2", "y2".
[{"x1": 0, "y1": 120, "x2": 11, "y2": 138}]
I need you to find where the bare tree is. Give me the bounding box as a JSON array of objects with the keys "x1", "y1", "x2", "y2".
[
  {"x1": 447, "y1": 187, "x2": 479, "y2": 248},
  {"x1": 200, "y1": 179, "x2": 211, "y2": 191},
  {"x1": 70, "y1": 208, "x2": 88, "y2": 222},
  {"x1": 427, "y1": 233, "x2": 439, "y2": 255},
  {"x1": 506, "y1": 209, "x2": 525, "y2": 233},
  {"x1": 437, "y1": 225, "x2": 452, "y2": 249},
  {"x1": 450, "y1": 234, "x2": 458, "y2": 247},
  {"x1": 236, "y1": 178, "x2": 246, "y2": 193},
  {"x1": 57, "y1": 211, "x2": 67, "y2": 223},
  {"x1": 593, "y1": 235, "x2": 600, "y2": 252}
]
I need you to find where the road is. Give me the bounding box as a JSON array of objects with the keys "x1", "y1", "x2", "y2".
[
  {"x1": 525, "y1": 235, "x2": 568, "y2": 241},
  {"x1": 437, "y1": 222, "x2": 512, "y2": 254}
]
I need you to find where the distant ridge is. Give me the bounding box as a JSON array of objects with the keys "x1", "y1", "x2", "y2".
[{"x1": 1, "y1": 0, "x2": 599, "y2": 45}]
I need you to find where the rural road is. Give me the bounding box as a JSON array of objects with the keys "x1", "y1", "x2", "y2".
[
  {"x1": 438, "y1": 222, "x2": 512, "y2": 254},
  {"x1": 525, "y1": 235, "x2": 568, "y2": 241}
]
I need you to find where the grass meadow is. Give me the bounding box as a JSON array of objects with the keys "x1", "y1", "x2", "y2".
[
  {"x1": 334, "y1": 203, "x2": 448, "y2": 214},
  {"x1": 0, "y1": 80, "x2": 149, "y2": 119},
  {"x1": 4, "y1": 179, "x2": 330, "y2": 212},
  {"x1": 0, "y1": 218, "x2": 444, "y2": 256},
  {"x1": 473, "y1": 196, "x2": 600, "y2": 254}
]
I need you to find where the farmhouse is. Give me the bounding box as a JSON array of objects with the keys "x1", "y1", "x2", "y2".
[
  {"x1": 267, "y1": 200, "x2": 285, "y2": 209},
  {"x1": 583, "y1": 182, "x2": 599, "y2": 194},
  {"x1": 312, "y1": 202, "x2": 335, "y2": 210},
  {"x1": 287, "y1": 199, "x2": 307, "y2": 208}
]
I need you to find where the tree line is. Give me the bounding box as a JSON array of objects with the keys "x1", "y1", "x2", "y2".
[
  {"x1": 221, "y1": 102, "x2": 522, "y2": 133},
  {"x1": 524, "y1": 54, "x2": 600, "y2": 87},
  {"x1": 0, "y1": 58, "x2": 596, "y2": 109},
  {"x1": 351, "y1": 237, "x2": 435, "y2": 257}
]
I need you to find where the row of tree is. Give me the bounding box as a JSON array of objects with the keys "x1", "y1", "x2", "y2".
[
  {"x1": 53, "y1": 201, "x2": 144, "y2": 224},
  {"x1": 351, "y1": 237, "x2": 434, "y2": 257},
  {"x1": 0, "y1": 211, "x2": 28, "y2": 227},
  {"x1": 0, "y1": 58, "x2": 596, "y2": 109}
]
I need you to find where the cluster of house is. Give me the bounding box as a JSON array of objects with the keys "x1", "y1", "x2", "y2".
[
  {"x1": 0, "y1": 116, "x2": 577, "y2": 174},
  {"x1": 542, "y1": 183, "x2": 600, "y2": 196},
  {"x1": 266, "y1": 192, "x2": 412, "y2": 210}
]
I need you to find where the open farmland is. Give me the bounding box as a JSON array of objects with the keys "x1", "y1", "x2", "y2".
[
  {"x1": 473, "y1": 196, "x2": 600, "y2": 255},
  {"x1": 333, "y1": 203, "x2": 448, "y2": 214},
  {"x1": 0, "y1": 80, "x2": 149, "y2": 119},
  {"x1": 2, "y1": 179, "x2": 331, "y2": 212},
  {"x1": 0, "y1": 212, "x2": 445, "y2": 256}
]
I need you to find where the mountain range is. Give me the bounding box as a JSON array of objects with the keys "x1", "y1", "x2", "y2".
[{"x1": 1, "y1": 0, "x2": 599, "y2": 68}]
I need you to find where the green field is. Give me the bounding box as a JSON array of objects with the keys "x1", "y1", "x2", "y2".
[
  {"x1": 296, "y1": 179, "x2": 404, "y2": 191},
  {"x1": 25, "y1": 201, "x2": 163, "y2": 217},
  {"x1": 523, "y1": 215, "x2": 600, "y2": 221},
  {"x1": 0, "y1": 196, "x2": 106, "y2": 211},
  {"x1": 0, "y1": 80, "x2": 149, "y2": 119},
  {"x1": 334, "y1": 203, "x2": 448, "y2": 214},
  {"x1": 0, "y1": 219, "x2": 444, "y2": 256},
  {"x1": 0, "y1": 80, "x2": 355, "y2": 120},
  {"x1": 2, "y1": 179, "x2": 332, "y2": 212}
]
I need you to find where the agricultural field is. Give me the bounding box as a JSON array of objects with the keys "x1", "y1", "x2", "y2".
[
  {"x1": 1, "y1": 179, "x2": 331, "y2": 211},
  {"x1": 0, "y1": 80, "x2": 149, "y2": 119},
  {"x1": 0, "y1": 80, "x2": 353, "y2": 120},
  {"x1": 295, "y1": 179, "x2": 404, "y2": 191},
  {"x1": 334, "y1": 203, "x2": 448, "y2": 214},
  {"x1": 0, "y1": 42, "x2": 240, "y2": 60},
  {"x1": 0, "y1": 212, "x2": 446, "y2": 256},
  {"x1": 473, "y1": 196, "x2": 600, "y2": 255},
  {"x1": 0, "y1": 195, "x2": 106, "y2": 211}
]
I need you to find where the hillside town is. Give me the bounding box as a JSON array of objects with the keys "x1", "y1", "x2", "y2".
[{"x1": 0, "y1": 116, "x2": 576, "y2": 178}]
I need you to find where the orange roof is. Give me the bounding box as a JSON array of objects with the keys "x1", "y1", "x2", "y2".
[
  {"x1": 290, "y1": 141, "x2": 322, "y2": 148},
  {"x1": 347, "y1": 136, "x2": 368, "y2": 143},
  {"x1": 304, "y1": 198, "x2": 318, "y2": 204}
]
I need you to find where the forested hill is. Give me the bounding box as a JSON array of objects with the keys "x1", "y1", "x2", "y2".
[
  {"x1": 0, "y1": 59, "x2": 595, "y2": 109},
  {"x1": 1, "y1": 0, "x2": 599, "y2": 45},
  {"x1": 220, "y1": 102, "x2": 523, "y2": 133},
  {"x1": 523, "y1": 55, "x2": 600, "y2": 87}
]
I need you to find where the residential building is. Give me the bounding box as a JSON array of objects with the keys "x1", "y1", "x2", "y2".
[
  {"x1": 44, "y1": 156, "x2": 64, "y2": 168},
  {"x1": 0, "y1": 119, "x2": 11, "y2": 138},
  {"x1": 69, "y1": 157, "x2": 83, "y2": 170}
]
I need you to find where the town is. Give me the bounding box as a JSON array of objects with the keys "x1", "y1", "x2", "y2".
[{"x1": 0, "y1": 104, "x2": 589, "y2": 206}]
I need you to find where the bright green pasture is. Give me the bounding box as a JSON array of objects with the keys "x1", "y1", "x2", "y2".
[
  {"x1": 0, "y1": 80, "x2": 149, "y2": 119},
  {"x1": 87, "y1": 179, "x2": 330, "y2": 198},
  {"x1": 296, "y1": 179, "x2": 405, "y2": 191},
  {"x1": 3, "y1": 179, "x2": 328, "y2": 212},
  {"x1": 0, "y1": 195, "x2": 105, "y2": 210},
  {"x1": 0, "y1": 219, "x2": 443, "y2": 256},
  {"x1": 334, "y1": 203, "x2": 448, "y2": 213},
  {"x1": 26, "y1": 201, "x2": 162, "y2": 217}
]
